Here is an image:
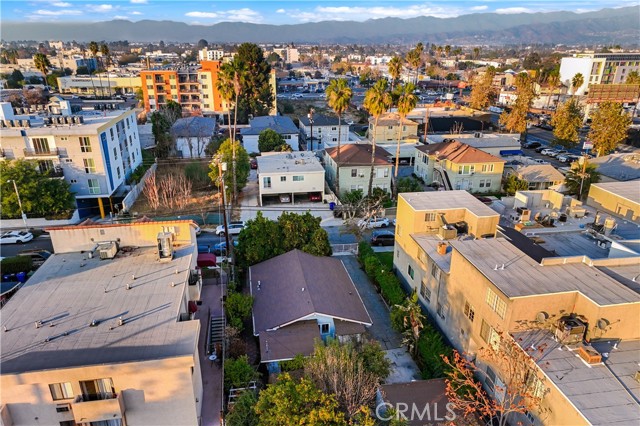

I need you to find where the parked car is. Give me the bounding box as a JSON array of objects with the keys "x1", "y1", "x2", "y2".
[
  {"x1": 371, "y1": 230, "x2": 395, "y2": 246},
  {"x1": 559, "y1": 154, "x2": 580, "y2": 163},
  {"x1": 250, "y1": 159, "x2": 258, "y2": 169},
  {"x1": 534, "y1": 146, "x2": 547, "y2": 153},
  {"x1": 0, "y1": 231, "x2": 34, "y2": 244},
  {"x1": 357, "y1": 217, "x2": 390, "y2": 229},
  {"x1": 193, "y1": 224, "x2": 202, "y2": 236},
  {"x1": 532, "y1": 158, "x2": 550, "y2": 165},
  {"x1": 17, "y1": 249, "x2": 51, "y2": 267},
  {"x1": 212, "y1": 240, "x2": 239, "y2": 255},
  {"x1": 198, "y1": 244, "x2": 211, "y2": 254},
  {"x1": 215, "y1": 221, "x2": 245, "y2": 236},
  {"x1": 523, "y1": 141, "x2": 541, "y2": 149},
  {"x1": 308, "y1": 192, "x2": 323, "y2": 202},
  {"x1": 540, "y1": 148, "x2": 556, "y2": 156},
  {"x1": 279, "y1": 194, "x2": 291, "y2": 203},
  {"x1": 549, "y1": 150, "x2": 567, "y2": 158}
]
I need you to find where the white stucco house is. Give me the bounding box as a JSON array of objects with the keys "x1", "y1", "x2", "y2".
[
  {"x1": 171, "y1": 116, "x2": 217, "y2": 158},
  {"x1": 240, "y1": 116, "x2": 299, "y2": 154},
  {"x1": 256, "y1": 151, "x2": 325, "y2": 205}
]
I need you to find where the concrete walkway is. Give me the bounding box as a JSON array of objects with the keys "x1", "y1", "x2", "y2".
[{"x1": 196, "y1": 279, "x2": 224, "y2": 426}]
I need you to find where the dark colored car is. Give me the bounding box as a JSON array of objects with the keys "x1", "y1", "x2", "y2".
[
  {"x1": 308, "y1": 192, "x2": 323, "y2": 202},
  {"x1": 198, "y1": 244, "x2": 211, "y2": 254},
  {"x1": 371, "y1": 230, "x2": 395, "y2": 246},
  {"x1": 534, "y1": 146, "x2": 547, "y2": 153},
  {"x1": 523, "y1": 141, "x2": 541, "y2": 149},
  {"x1": 250, "y1": 159, "x2": 258, "y2": 169}
]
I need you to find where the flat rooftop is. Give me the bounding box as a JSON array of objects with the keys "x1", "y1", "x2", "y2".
[
  {"x1": 399, "y1": 191, "x2": 499, "y2": 217},
  {"x1": 257, "y1": 151, "x2": 324, "y2": 174},
  {"x1": 412, "y1": 234, "x2": 452, "y2": 273},
  {"x1": 0, "y1": 109, "x2": 133, "y2": 137},
  {"x1": 0, "y1": 245, "x2": 199, "y2": 375},
  {"x1": 591, "y1": 182, "x2": 640, "y2": 205},
  {"x1": 449, "y1": 238, "x2": 640, "y2": 305},
  {"x1": 516, "y1": 330, "x2": 640, "y2": 426}
]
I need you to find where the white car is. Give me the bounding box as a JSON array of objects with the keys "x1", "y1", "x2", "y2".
[
  {"x1": 215, "y1": 221, "x2": 245, "y2": 236},
  {"x1": 549, "y1": 150, "x2": 567, "y2": 158},
  {"x1": 0, "y1": 231, "x2": 34, "y2": 244},
  {"x1": 540, "y1": 148, "x2": 555, "y2": 156},
  {"x1": 532, "y1": 158, "x2": 550, "y2": 165},
  {"x1": 357, "y1": 217, "x2": 390, "y2": 229}
]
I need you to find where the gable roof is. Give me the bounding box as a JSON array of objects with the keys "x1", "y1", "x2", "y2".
[
  {"x1": 416, "y1": 140, "x2": 504, "y2": 164},
  {"x1": 514, "y1": 164, "x2": 565, "y2": 183},
  {"x1": 250, "y1": 250, "x2": 372, "y2": 333},
  {"x1": 241, "y1": 115, "x2": 298, "y2": 136},
  {"x1": 325, "y1": 144, "x2": 391, "y2": 166},
  {"x1": 171, "y1": 116, "x2": 217, "y2": 138}
]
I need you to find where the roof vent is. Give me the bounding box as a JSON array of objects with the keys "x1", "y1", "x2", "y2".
[
  {"x1": 257, "y1": 280, "x2": 261, "y2": 290},
  {"x1": 578, "y1": 345, "x2": 602, "y2": 365}
]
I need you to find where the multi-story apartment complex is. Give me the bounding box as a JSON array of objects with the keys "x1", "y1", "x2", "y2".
[
  {"x1": 298, "y1": 114, "x2": 350, "y2": 150},
  {"x1": 0, "y1": 220, "x2": 205, "y2": 426},
  {"x1": 367, "y1": 112, "x2": 419, "y2": 143},
  {"x1": 559, "y1": 52, "x2": 640, "y2": 95},
  {"x1": 57, "y1": 74, "x2": 142, "y2": 96},
  {"x1": 0, "y1": 100, "x2": 142, "y2": 218},
  {"x1": 323, "y1": 144, "x2": 392, "y2": 196},
  {"x1": 393, "y1": 191, "x2": 640, "y2": 426},
  {"x1": 198, "y1": 48, "x2": 224, "y2": 61},
  {"x1": 256, "y1": 151, "x2": 325, "y2": 205},
  {"x1": 414, "y1": 140, "x2": 505, "y2": 192},
  {"x1": 140, "y1": 60, "x2": 225, "y2": 115}
]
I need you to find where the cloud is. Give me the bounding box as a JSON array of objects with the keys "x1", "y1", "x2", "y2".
[
  {"x1": 88, "y1": 4, "x2": 115, "y2": 12},
  {"x1": 52, "y1": 2, "x2": 72, "y2": 6},
  {"x1": 113, "y1": 15, "x2": 129, "y2": 20},
  {"x1": 131, "y1": 11, "x2": 142, "y2": 15},
  {"x1": 130, "y1": 0, "x2": 147, "y2": 3},
  {"x1": 495, "y1": 7, "x2": 533, "y2": 14},
  {"x1": 185, "y1": 8, "x2": 262, "y2": 23},
  {"x1": 276, "y1": 8, "x2": 285, "y2": 13},
  {"x1": 185, "y1": 11, "x2": 219, "y2": 18},
  {"x1": 32, "y1": 9, "x2": 82, "y2": 16},
  {"x1": 286, "y1": 3, "x2": 461, "y2": 23},
  {"x1": 470, "y1": 5, "x2": 489, "y2": 11}
]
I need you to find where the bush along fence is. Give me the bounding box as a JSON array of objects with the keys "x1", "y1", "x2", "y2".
[{"x1": 357, "y1": 240, "x2": 452, "y2": 380}]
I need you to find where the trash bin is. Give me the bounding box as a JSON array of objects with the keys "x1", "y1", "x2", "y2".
[
  {"x1": 559, "y1": 214, "x2": 568, "y2": 223},
  {"x1": 16, "y1": 272, "x2": 27, "y2": 283},
  {"x1": 329, "y1": 202, "x2": 336, "y2": 211}
]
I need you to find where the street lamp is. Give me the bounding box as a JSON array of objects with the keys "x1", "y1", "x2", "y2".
[
  {"x1": 307, "y1": 108, "x2": 315, "y2": 152},
  {"x1": 577, "y1": 156, "x2": 590, "y2": 201},
  {"x1": 7, "y1": 180, "x2": 28, "y2": 231}
]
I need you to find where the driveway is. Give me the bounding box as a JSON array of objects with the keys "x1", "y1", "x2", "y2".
[{"x1": 340, "y1": 255, "x2": 402, "y2": 350}]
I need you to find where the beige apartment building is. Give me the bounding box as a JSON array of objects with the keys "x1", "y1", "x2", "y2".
[
  {"x1": 323, "y1": 144, "x2": 392, "y2": 196},
  {"x1": 393, "y1": 191, "x2": 640, "y2": 426},
  {"x1": 367, "y1": 112, "x2": 419, "y2": 143},
  {"x1": 0, "y1": 221, "x2": 204, "y2": 426}
]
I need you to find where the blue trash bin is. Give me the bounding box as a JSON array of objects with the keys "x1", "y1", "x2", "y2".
[
  {"x1": 329, "y1": 202, "x2": 336, "y2": 211},
  {"x1": 16, "y1": 272, "x2": 27, "y2": 283}
]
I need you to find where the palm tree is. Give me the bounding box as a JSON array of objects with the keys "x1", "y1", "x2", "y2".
[
  {"x1": 388, "y1": 56, "x2": 403, "y2": 91},
  {"x1": 393, "y1": 83, "x2": 418, "y2": 192},
  {"x1": 88, "y1": 41, "x2": 102, "y2": 97},
  {"x1": 33, "y1": 53, "x2": 51, "y2": 85},
  {"x1": 100, "y1": 43, "x2": 112, "y2": 97},
  {"x1": 394, "y1": 291, "x2": 425, "y2": 357},
  {"x1": 546, "y1": 71, "x2": 560, "y2": 110},
  {"x1": 216, "y1": 63, "x2": 235, "y2": 141},
  {"x1": 325, "y1": 78, "x2": 353, "y2": 196},
  {"x1": 444, "y1": 45, "x2": 451, "y2": 58},
  {"x1": 436, "y1": 45, "x2": 443, "y2": 61},
  {"x1": 363, "y1": 79, "x2": 392, "y2": 196},
  {"x1": 571, "y1": 73, "x2": 584, "y2": 97},
  {"x1": 473, "y1": 46, "x2": 481, "y2": 60}
]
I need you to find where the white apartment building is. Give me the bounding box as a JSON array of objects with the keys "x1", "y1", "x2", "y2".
[
  {"x1": 559, "y1": 53, "x2": 640, "y2": 95},
  {"x1": 0, "y1": 100, "x2": 142, "y2": 219},
  {"x1": 256, "y1": 151, "x2": 325, "y2": 205},
  {"x1": 198, "y1": 48, "x2": 224, "y2": 61},
  {"x1": 57, "y1": 74, "x2": 142, "y2": 96},
  {"x1": 298, "y1": 114, "x2": 350, "y2": 150}
]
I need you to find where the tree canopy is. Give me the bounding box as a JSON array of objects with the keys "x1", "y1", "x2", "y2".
[
  {"x1": 1, "y1": 160, "x2": 75, "y2": 219},
  {"x1": 234, "y1": 43, "x2": 273, "y2": 123},
  {"x1": 551, "y1": 98, "x2": 584, "y2": 148},
  {"x1": 469, "y1": 67, "x2": 496, "y2": 110},
  {"x1": 565, "y1": 160, "x2": 600, "y2": 200},
  {"x1": 503, "y1": 174, "x2": 528, "y2": 195},
  {"x1": 499, "y1": 73, "x2": 536, "y2": 134},
  {"x1": 257, "y1": 128, "x2": 290, "y2": 152},
  {"x1": 588, "y1": 101, "x2": 631, "y2": 156},
  {"x1": 235, "y1": 211, "x2": 332, "y2": 269},
  {"x1": 208, "y1": 139, "x2": 250, "y2": 200}
]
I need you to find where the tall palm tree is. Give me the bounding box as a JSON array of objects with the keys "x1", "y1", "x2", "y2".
[
  {"x1": 363, "y1": 79, "x2": 392, "y2": 196},
  {"x1": 571, "y1": 73, "x2": 584, "y2": 97},
  {"x1": 222, "y1": 58, "x2": 247, "y2": 203},
  {"x1": 216, "y1": 63, "x2": 235, "y2": 142},
  {"x1": 388, "y1": 56, "x2": 403, "y2": 91},
  {"x1": 33, "y1": 53, "x2": 51, "y2": 85},
  {"x1": 436, "y1": 45, "x2": 443, "y2": 61},
  {"x1": 100, "y1": 43, "x2": 112, "y2": 97},
  {"x1": 546, "y1": 71, "x2": 560, "y2": 110},
  {"x1": 444, "y1": 45, "x2": 451, "y2": 58},
  {"x1": 473, "y1": 47, "x2": 481, "y2": 60},
  {"x1": 393, "y1": 83, "x2": 418, "y2": 191},
  {"x1": 325, "y1": 78, "x2": 353, "y2": 196},
  {"x1": 88, "y1": 41, "x2": 102, "y2": 98}
]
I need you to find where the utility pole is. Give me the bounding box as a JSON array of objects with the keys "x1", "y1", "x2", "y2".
[
  {"x1": 216, "y1": 160, "x2": 232, "y2": 267},
  {"x1": 577, "y1": 155, "x2": 590, "y2": 200},
  {"x1": 7, "y1": 179, "x2": 28, "y2": 231},
  {"x1": 308, "y1": 108, "x2": 315, "y2": 151}
]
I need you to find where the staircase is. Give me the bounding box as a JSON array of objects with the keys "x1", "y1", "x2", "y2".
[
  {"x1": 209, "y1": 315, "x2": 225, "y2": 355},
  {"x1": 434, "y1": 167, "x2": 453, "y2": 190}
]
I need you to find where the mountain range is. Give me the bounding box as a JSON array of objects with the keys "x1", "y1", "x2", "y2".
[{"x1": 2, "y1": 6, "x2": 638, "y2": 45}]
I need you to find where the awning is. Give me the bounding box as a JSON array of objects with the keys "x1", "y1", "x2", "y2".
[
  {"x1": 500, "y1": 149, "x2": 524, "y2": 156},
  {"x1": 197, "y1": 253, "x2": 217, "y2": 267}
]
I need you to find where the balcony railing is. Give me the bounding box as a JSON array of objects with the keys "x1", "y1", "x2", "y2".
[
  {"x1": 23, "y1": 148, "x2": 60, "y2": 157},
  {"x1": 75, "y1": 392, "x2": 117, "y2": 402},
  {"x1": 46, "y1": 168, "x2": 64, "y2": 178},
  {"x1": 72, "y1": 392, "x2": 124, "y2": 424}
]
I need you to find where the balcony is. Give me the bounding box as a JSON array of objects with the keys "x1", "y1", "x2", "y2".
[
  {"x1": 47, "y1": 167, "x2": 64, "y2": 178},
  {"x1": 72, "y1": 392, "x2": 125, "y2": 424},
  {"x1": 23, "y1": 148, "x2": 61, "y2": 157}
]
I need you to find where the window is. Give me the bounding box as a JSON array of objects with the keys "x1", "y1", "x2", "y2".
[
  {"x1": 436, "y1": 302, "x2": 448, "y2": 320},
  {"x1": 331, "y1": 126, "x2": 337, "y2": 131},
  {"x1": 388, "y1": 125, "x2": 393, "y2": 129},
  {"x1": 480, "y1": 319, "x2": 501, "y2": 350},
  {"x1": 524, "y1": 411, "x2": 535, "y2": 424},
  {"x1": 280, "y1": 176, "x2": 286, "y2": 182},
  {"x1": 425, "y1": 212, "x2": 437, "y2": 222},
  {"x1": 109, "y1": 128, "x2": 114, "y2": 139},
  {"x1": 479, "y1": 179, "x2": 486, "y2": 188},
  {"x1": 458, "y1": 165, "x2": 475, "y2": 175},
  {"x1": 59, "y1": 136, "x2": 68, "y2": 141},
  {"x1": 484, "y1": 179, "x2": 491, "y2": 188},
  {"x1": 56, "y1": 404, "x2": 71, "y2": 413},
  {"x1": 320, "y1": 323, "x2": 330, "y2": 334},
  {"x1": 430, "y1": 263, "x2": 441, "y2": 281},
  {"x1": 464, "y1": 302, "x2": 475, "y2": 322},
  {"x1": 202, "y1": 84, "x2": 208, "y2": 89},
  {"x1": 147, "y1": 85, "x2": 153, "y2": 89},
  {"x1": 70, "y1": 179, "x2": 77, "y2": 184},
  {"x1": 49, "y1": 382, "x2": 73, "y2": 400},
  {"x1": 482, "y1": 164, "x2": 494, "y2": 172},
  {"x1": 88, "y1": 179, "x2": 100, "y2": 194},
  {"x1": 486, "y1": 288, "x2": 507, "y2": 319},
  {"x1": 116, "y1": 167, "x2": 121, "y2": 179},
  {"x1": 384, "y1": 168, "x2": 389, "y2": 178},
  {"x1": 526, "y1": 372, "x2": 546, "y2": 399},
  {"x1": 420, "y1": 280, "x2": 431, "y2": 301},
  {"x1": 332, "y1": 137, "x2": 337, "y2": 142},
  {"x1": 80, "y1": 378, "x2": 115, "y2": 400},
  {"x1": 293, "y1": 176, "x2": 304, "y2": 181},
  {"x1": 263, "y1": 177, "x2": 271, "y2": 188},
  {"x1": 31, "y1": 137, "x2": 50, "y2": 154},
  {"x1": 407, "y1": 265, "x2": 414, "y2": 280},
  {"x1": 422, "y1": 154, "x2": 428, "y2": 164},
  {"x1": 351, "y1": 168, "x2": 358, "y2": 177},
  {"x1": 83, "y1": 158, "x2": 96, "y2": 173},
  {"x1": 113, "y1": 147, "x2": 118, "y2": 160}
]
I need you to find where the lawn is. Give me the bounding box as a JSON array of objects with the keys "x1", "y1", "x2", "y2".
[{"x1": 374, "y1": 251, "x2": 394, "y2": 270}]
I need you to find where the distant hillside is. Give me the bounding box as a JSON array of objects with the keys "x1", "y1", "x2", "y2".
[{"x1": 1, "y1": 6, "x2": 638, "y2": 44}]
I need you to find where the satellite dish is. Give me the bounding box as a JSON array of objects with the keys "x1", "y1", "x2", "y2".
[
  {"x1": 536, "y1": 311, "x2": 549, "y2": 324},
  {"x1": 597, "y1": 318, "x2": 610, "y2": 330}
]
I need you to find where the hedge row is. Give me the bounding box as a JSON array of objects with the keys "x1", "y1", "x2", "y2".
[
  {"x1": 1, "y1": 256, "x2": 32, "y2": 275},
  {"x1": 358, "y1": 241, "x2": 405, "y2": 306}
]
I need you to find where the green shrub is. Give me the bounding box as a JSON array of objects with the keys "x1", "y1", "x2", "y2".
[
  {"x1": 358, "y1": 240, "x2": 374, "y2": 262},
  {"x1": 363, "y1": 255, "x2": 381, "y2": 278},
  {"x1": 390, "y1": 305, "x2": 407, "y2": 333},
  {"x1": 1, "y1": 256, "x2": 32, "y2": 274},
  {"x1": 226, "y1": 292, "x2": 253, "y2": 332},
  {"x1": 416, "y1": 324, "x2": 453, "y2": 380},
  {"x1": 184, "y1": 162, "x2": 211, "y2": 188},
  {"x1": 280, "y1": 353, "x2": 306, "y2": 371},
  {"x1": 224, "y1": 355, "x2": 257, "y2": 391},
  {"x1": 377, "y1": 272, "x2": 405, "y2": 306}
]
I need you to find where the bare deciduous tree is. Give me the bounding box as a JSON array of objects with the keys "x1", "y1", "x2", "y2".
[{"x1": 142, "y1": 170, "x2": 160, "y2": 210}]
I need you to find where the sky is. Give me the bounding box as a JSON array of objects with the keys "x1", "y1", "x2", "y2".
[{"x1": 2, "y1": 0, "x2": 637, "y2": 24}]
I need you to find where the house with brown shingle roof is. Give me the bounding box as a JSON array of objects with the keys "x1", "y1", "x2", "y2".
[
  {"x1": 414, "y1": 140, "x2": 505, "y2": 193},
  {"x1": 249, "y1": 249, "x2": 372, "y2": 373},
  {"x1": 511, "y1": 164, "x2": 565, "y2": 190},
  {"x1": 323, "y1": 144, "x2": 392, "y2": 196}
]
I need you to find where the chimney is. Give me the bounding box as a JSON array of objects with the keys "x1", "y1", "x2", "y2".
[{"x1": 437, "y1": 242, "x2": 447, "y2": 255}]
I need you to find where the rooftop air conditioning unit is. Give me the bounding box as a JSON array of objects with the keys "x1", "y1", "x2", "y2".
[
  {"x1": 97, "y1": 241, "x2": 118, "y2": 260},
  {"x1": 554, "y1": 316, "x2": 586, "y2": 345}
]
